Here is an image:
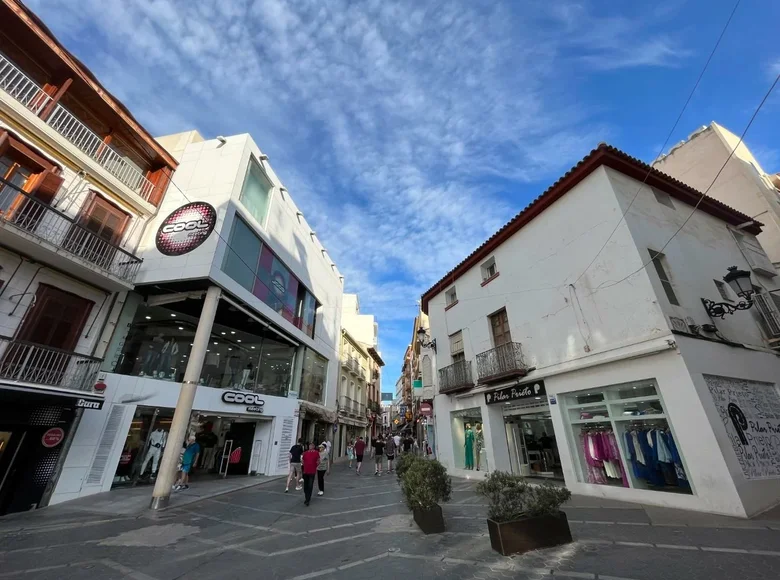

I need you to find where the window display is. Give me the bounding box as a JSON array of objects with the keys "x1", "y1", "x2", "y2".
[
  {"x1": 222, "y1": 217, "x2": 319, "y2": 338},
  {"x1": 299, "y1": 348, "x2": 328, "y2": 405},
  {"x1": 562, "y1": 379, "x2": 691, "y2": 494},
  {"x1": 113, "y1": 407, "x2": 174, "y2": 487},
  {"x1": 450, "y1": 409, "x2": 485, "y2": 470},
  {"x1": 113, "y1": 299, "x2": 295, "y2": 397}
]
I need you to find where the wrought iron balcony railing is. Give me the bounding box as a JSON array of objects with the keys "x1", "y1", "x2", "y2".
[
  {"x1": 476, "y1": 342, "x2": 528, "y2": 384},
  {"x1": 438, "y1": 359, "x2": 474, "y2": 394},
  {"x1": 0, "y1": 337, "x2": 101, "y2": 391},
  {"x1": 0, "y1": 53, "x2": 156, "y2": 201},
  {"x1": 0, "y1": 177, "x2": 142, "y2": 283}
]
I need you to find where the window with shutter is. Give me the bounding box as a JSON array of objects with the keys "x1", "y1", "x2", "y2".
[{"x1": 733, "y1": 232, "x2": 777, "y2": 278}]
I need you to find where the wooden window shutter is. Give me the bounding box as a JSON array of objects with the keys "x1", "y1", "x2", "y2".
[{"x1": 31, "y1": 170, "x2": 64, "y2": 202}]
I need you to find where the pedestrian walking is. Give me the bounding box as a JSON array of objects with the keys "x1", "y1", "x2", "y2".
[
  {"x1": 385, "y1": 433, "x2": 397, "y2": 473},
  {"x1": 286, "y1": 438, "x2": 304, "y2": 492},
  {"x1": 354, "y1": 436, "x2": 366, "y2": 475},
  {"x1": 373, "y1": 436, "x2": 385, "y2": 475},
  {"x1": 402, "y1": 435, "x2": 413, "y2": 455},
  {"x1": 317, "y1": 443, "x2": 330, "y2": 496},
  {"x1": 174, "y1": 435, "x2": 200, "y2": 491},
  {"x1": 301, "y1": 442, "x2": 319, "y2": 506},
  {"x1": 346, "y1": 439, "x2": 355, "y2": 469}
]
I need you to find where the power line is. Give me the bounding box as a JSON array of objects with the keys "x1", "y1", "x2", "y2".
[
  {"x1": 572, "y1": 0, "x2": 742, "y2": 286},
  {"x1": 591, "y1": 73, "x2": 779, "y2": 296}
]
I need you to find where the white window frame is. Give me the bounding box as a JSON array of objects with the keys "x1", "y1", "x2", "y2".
[
  {"x1": 445, "y1": 286, "x2": 458, "y2": 306},
  {"x1": 648, "y1": 249, "x2": 680, "y2": 306},
  {"x1": 481, "y1": 257, "x2": 498, "y2": 281},
  {"x1": 651, "y1": 187, "x2": 675, "y2": 209}
]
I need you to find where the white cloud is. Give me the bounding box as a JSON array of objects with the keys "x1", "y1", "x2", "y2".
[{"x1": 24, "y1": 0, "x2": 688, "y2": 375}]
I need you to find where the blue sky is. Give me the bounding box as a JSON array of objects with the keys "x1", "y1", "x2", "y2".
[{"x1": 28, "y1": 0, "x2": 780, "y2": 395}]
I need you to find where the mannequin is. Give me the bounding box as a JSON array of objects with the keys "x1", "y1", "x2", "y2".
[
  {"x1": 141, "y1": 333, "x2": 165, "y2": 376},
  {"x1": 464, "y1": 423, "x2": 474, "y2": 470},
  {"x1": 241, "y1": 362, "x2": 254, "y2": 388},
  {"x1": 475, "y1": 423, "x2": 485, "y2": 471},
  {"x1": 157, "y1": 338, "x2": 179, "y2": 378},
  {"x1": 140, "y1": 428, "x2": 168, "y2": 476}
]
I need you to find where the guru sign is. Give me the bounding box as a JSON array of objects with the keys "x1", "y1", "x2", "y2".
[{"x1": 485, "y1": 380, "x2": 546, "y2": 405}]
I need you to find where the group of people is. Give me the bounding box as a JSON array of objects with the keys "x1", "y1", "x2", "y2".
[
  {"x1": 285, "y1": 439, "x2": 331, "y2": 506},
  {"x1": 347, "y1": 433, "x2": 421, "y2": 476}
]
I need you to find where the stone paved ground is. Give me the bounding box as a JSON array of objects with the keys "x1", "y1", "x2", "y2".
[{"x1": 1, "y1": 462, "x2": 780, "y2": 579}]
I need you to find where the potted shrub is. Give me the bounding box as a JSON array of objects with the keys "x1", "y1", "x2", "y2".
[
  {"x1": 400, "y1": 459, "x2": 452, "y2": 534},
  {"x1": 395, "y1": 452, "x2": 421, "y2": 483},
  {"x1": 476, "y1": 471, "x2": 572, "y2": 556}
]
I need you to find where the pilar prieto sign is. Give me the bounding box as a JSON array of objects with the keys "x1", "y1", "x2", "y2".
[{"x1": 485, "y1": 380, "x2": 547, "y2": 405}]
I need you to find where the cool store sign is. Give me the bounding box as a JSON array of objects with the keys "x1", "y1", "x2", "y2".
[
  {"x1": 221, "y1": 391, "x2": 265, "y2": 413},
  {"x1": 485, "y1": 380, "x2": 547, "y2": 405}
]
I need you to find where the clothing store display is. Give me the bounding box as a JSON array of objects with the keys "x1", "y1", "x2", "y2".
[
  {"x1": 157, "y1": 339, "x2": 179, "y2": 377},
  {"x1": 141, "y1": 429, "x2": 168, "y2": 475},
  {"x1": 580, "y1": 428, "x2": 628, "y2": 487},
  {"x1": 141, "y1": 334, "x2": 166, "y2": 376},
  {"x1": 623, "y1": 425, "x2": 689, "y2": 490},
  {"x1": 464, "y1": 426, "x2": 475, "y2": 469}
]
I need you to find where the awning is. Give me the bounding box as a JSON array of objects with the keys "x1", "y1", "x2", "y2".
[
  {"x1": 0, "y1": 383, "x2": 106, "y2": 409},
  {"x1": 298, "y1": 400, "x2": 337, "y2": 423}
]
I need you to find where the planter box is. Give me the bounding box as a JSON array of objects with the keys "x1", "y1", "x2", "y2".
[
  {"x1": 413, "y1": 504, "x2": 445, "y2": 534},
  {"x1": 487, "y1": 512, "x2": 572, "y2": 556}
]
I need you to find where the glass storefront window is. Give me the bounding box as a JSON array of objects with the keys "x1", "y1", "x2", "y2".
[
  {"x1": 299, "y1": 347, "x2": 328, "y2": 405},
  {"x1": 223, "y1": 217, "x2": 262, "y2": 291},
  {"x1": 221, "y1": 217, "x2": 319, "y2": 339},
  {"x1": 562, "y1": 379, "x2": 691, "y2": 494},
  {"x1": 113, "y1": 298, "x2": 295, "y2": 397},
  {"x1": 240, "y1": 158, "x2": 273, "y2": 227},
  {"x1": 450, "y1": 408, "x2": 485, "y2": 470}
]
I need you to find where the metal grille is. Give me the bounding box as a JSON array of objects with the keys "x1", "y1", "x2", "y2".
[
  {"x1": 276, "y1": 417, "x2": 294, "y2": 470},
  {"x1": 0, "y1": 337, "x2": 102, "y2": 391},
  {"x1": 438, "y1": 360, "x2": 474, "y2": 393},
  {"x1": 28, "y1": 405, "x2": 63, "y2": 426},
  {"x1": 754, "y1": 293, "x2": 780, "y2": 337},
  {"x1": 86, "y1": 405, "x2": 125, "y2": 485},
  {"x1": 0, "y1": 53, "x2": 155, "y2": 201},
  {"x1": 0, "y1": 176, "x2": 143, "y2": 282}
]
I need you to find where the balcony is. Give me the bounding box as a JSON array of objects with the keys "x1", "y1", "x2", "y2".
[
  {"x1": 0, "y1": 53, "x2": 155, "y2": 202},
  {"x1": 438, "y1": 360, "x2": 475, "y2": 394},
  {"x1": 0, "y1": 177, "x2": 142, "y2": 288},
  {"x1": 476, "y1": 342, "x2": 528, "y2": 385},
  {"x1": 0, "y1": 337, "x2": 101, "y2": 392}
]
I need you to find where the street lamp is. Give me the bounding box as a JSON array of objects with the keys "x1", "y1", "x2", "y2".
[
  {"x1": 703, "y1": 266, "x2": 755, "y2": 319},
  {"x1": 416, "y1": 327, "x2": 437, "y2": 352}
]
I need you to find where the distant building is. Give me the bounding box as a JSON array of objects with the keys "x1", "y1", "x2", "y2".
[{"x1": 655, "y1": 122, "x2": 780, "y2": 267}]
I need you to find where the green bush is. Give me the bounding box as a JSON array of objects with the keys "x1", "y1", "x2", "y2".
[
  {"x1": 395, "y1": 453, "x2": 422, "y2": 483},
  {"x1": 476, "y1": 471, "x2": 571, "y2": 523},
  {"x1": 400, "y1": 459, "x2": 452, "y2": 511}
]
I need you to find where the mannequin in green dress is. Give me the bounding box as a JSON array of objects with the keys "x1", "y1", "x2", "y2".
[
  {"x1": 475, "y1": 423, "x2": 485, "y2": 471},
  {"x1": 464, "y1": 423, "x2": 475, "y2": 469}
]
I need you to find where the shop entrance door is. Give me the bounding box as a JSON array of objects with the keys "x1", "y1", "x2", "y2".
[
  {"x1": 504, "y1": 410, "x2": 563, "y2": 481},
  {"x1": 225, "y1": 422, "x2": 256, "y2": 475},
  {"x1": 0, "y1": 429, "x2": 25, "y2": 514}
]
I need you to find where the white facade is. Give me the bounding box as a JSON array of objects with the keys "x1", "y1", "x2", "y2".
[
  {"x1": 654, "y1": 122, "x2": 780, "y2": 267},
  {"x1": 425, "y1": 145, "x2": 780, "y2": 517},
  {"x1": 52, "y1": 130, "x2": 345, "y2": 504}
]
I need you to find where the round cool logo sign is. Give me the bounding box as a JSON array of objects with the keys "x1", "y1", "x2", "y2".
[{"x1": 156, "y1": 202, "x2": 217, "y2": 256}]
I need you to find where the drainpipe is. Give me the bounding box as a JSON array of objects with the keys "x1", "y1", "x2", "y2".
[{"x1": 150, "y1": 285, "x2": 221, "y2": 510}]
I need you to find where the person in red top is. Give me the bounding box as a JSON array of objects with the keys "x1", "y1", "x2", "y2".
[
  {"x1": 354, "y1": 436, "x2": 367, "y2": 475},
  {"x1": 301, "y1": 442, "x2": 320, "y2": 506}
]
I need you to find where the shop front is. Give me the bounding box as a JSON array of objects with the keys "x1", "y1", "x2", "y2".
[
  {"x1": 49, "y1": 373, "x2": 298, "y2": 505},
  {"x1": 0, "y1": 386, "x2": 105, "y2": 515}
]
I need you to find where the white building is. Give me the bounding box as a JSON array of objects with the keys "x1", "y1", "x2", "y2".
[
  {"x1": 50, "y1": 130, "x2": 344, "y2": 505},
  {"x1": 655, "y1": 122, "x2": 780, "y2": 267},
  {"x1": 0, "y1": 2, "x2": 177, "y2": 515},
  {"x1": 422, "y1": 143, "x2": 780, "y2": 518}
]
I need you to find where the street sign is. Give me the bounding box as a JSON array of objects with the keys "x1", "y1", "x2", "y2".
[
  {"x1": 41, "y1": 427, "x2": 65, "y2": 448},
  {"x1": 420, "y1": 402, "x2": 433, "y2": 417},
  {"x1": 381, "y1": 393, "x2": 393, "y2": 402}
]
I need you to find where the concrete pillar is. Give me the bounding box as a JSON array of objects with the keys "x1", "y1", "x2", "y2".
[
  {"x1": 150, "y1": 286, "x2": 221, "y2": 509},
  {"x1": 482, "y1": 402, "x2": 510, "y2": 474}
]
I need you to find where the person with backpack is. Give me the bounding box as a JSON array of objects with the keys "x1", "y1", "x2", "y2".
[
  {"x1": 385, "y1": 433, "x2": 397, "y2": 473},
  {"x1": 373, "y1": 436, "x2": 385, "y2": 475}
]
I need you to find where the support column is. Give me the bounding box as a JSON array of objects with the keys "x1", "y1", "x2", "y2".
[{"x1": 150, "y1": 286, "x2": 221, "y2": 510}]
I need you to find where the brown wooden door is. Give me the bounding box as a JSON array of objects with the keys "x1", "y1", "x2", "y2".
[
  {"x1": 1, "y1": 285, "x2": 95, "y2": 386},
  {"x1": 65, "y1": 194, "x2": 130, "y2": 268},
  {"x1": 489, "y1": 309, "x2": 512, "y2": 347},
  {"x1": 80, "y1": 195, "x2": 129, "y2": 245}
]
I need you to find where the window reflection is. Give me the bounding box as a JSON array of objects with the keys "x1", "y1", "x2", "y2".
[
  {"x1": 299, "y1": 347, "x2": 328, "y2": 405},
  {"x1": 114, "y1": 299, "x2": 295, "y2": 397}
]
